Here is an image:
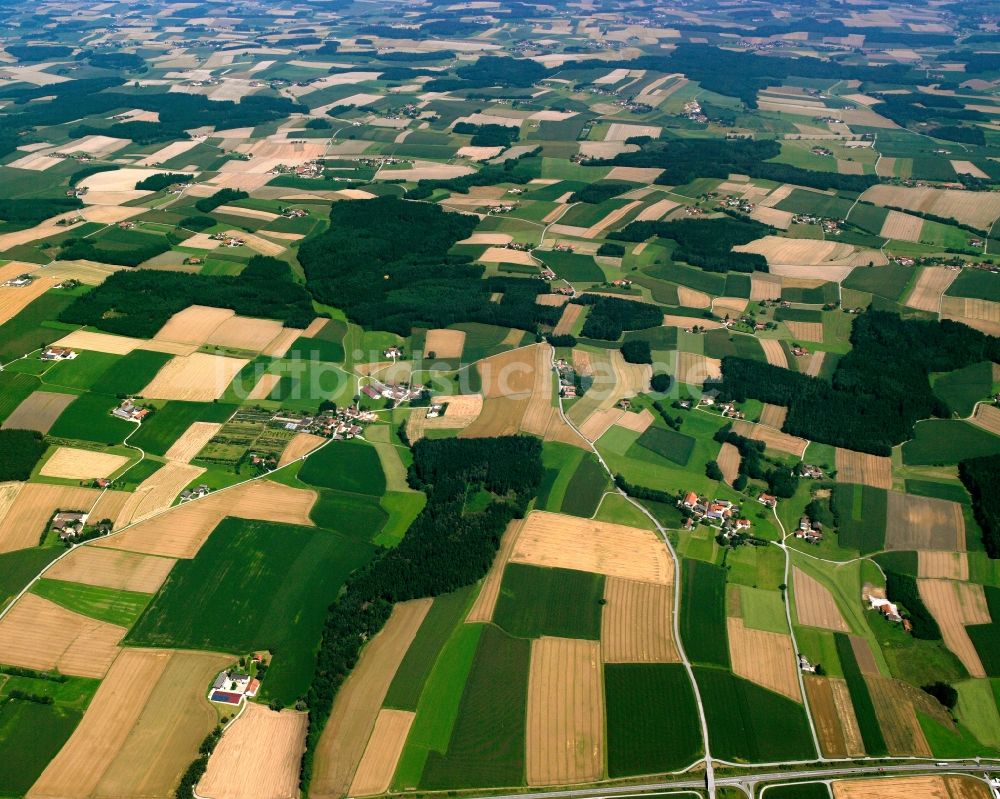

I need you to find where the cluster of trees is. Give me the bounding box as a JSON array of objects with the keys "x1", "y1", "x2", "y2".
[
  {"x1": 597, "y1": 242, "x2": 625, "y2": 258},
  {"x1": 135, "y1": 173, "x2": 192, "y2": 191},
  {"x1": 453, "y1": 122, "x2": 519, "y2": 148},
  {"x1": 569, "y1": 181, "x2": 632, "y2": 204},
  {"x1": 424, "y1": 55, "x2": 549, "y2": 91},
  {"x1": 571, "y1": 294, "x2": 662, "y2": 340},
  {"x1": 613, "y1": 473, "x2": 674, "y2": 505},
  {"x1": 301, "y1": 436, "x2": 543, "y2": 789},
  {"x1": 194, "y1": 188, "x2": 249, "y2": 214},
  {"x1": 590, "y1": 137, "x2": 877, "y2": 195},
  {"x1": 884, "y1": 571, "x2": 942, "y2": 640},
  {"x1": 68, "y1": 164, "x2": 117, "y2": 187},
  {"x1": 714, "y1": 425, "x2": 799, "y2": 496},
  {"x1": 299, "y1": 197, "x2": 557, "y2": 335},
  {"x1": 959, "y1": 454, "x2": 1000, "y2": 558},
  {"x1": 85, "y1": 51, "x2": 145, "y2": 71},
  {"x1": 612, "y1": 216, "x2": 771, "y2": 273},
  {"x1": 60, "y1": 256, "x2": 315, "y2": 337},
  {"x1": 0, "y1": 197, "x2": 82, "y2": 230},
  {"x1": 178, "y1": 215, "x2": 216, "y2": 232},
  {"x1": 406, "y1": 151, "x2": 541, "y2": 199},
  {"x1": 0, "y1": 429, "x2": 47, "y2": 481},
  {"x1": 719, "y1": 312, "x2": 1000, "y2": 454},
  {"x1": 620, "y1": 340, "x2": 652, "y2": 364},
  {"x1": 6, "y1": 44, "x2": 72, "y2": 60},
  {"x1": 59, "y1": 233, "x2": 172, "y2": 268}
]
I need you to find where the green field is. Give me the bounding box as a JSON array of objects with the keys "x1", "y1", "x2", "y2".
[
  {"x1": 42, "y1": 350, "x2": 121, "y2": 391},
  {"x1": 0, "y1": 292, "x2": 76, "y2": 362},
  {"x1": 48, "y1": 392, "x2": 135, "y2": 445},
  {"x1": 420, "y1": 625, "x2": 529, "y2": 789},
  {"x1": 903, "y1": 420, "x2": 1000, "y2": 465},
  {"x1": 831, "y1": 484, "x2": 887, "y2": 554},
  {"x1": 932, "y1": 361, "x2": 995, "y2": 417},
  {"x1": 559, "y1": 453, "x2": 610, "y2": 517},
  {"x1": 128, "y1": 401, "x2": 237, "y2": 456},
  {"x1": 0, "y1": 372, "x2": 39, "y2": 424},
  {"x1": 385, "y1": 586, "x2": 475, "y2": 711},
  {"x1": 536, "y1": 250, "x2": 605, "y2": 282},
  {"x1": 634, "y1": 425, "x2": 697, "y2": 466},
  {"x1": 97, "y1": 350, "x2": 174, "y2": 396},
  {"x1": 31, "y1": 578, "x2": 151, "y2": 627},
  {"x1": 680, "y1": 559, "x2": 729, "y2": 667},
  {"x1": 834, "y1": 632, "x2": 888, "y2": 756},
  {"x1": 738, "y1": 585, "x2": 788, "y2": 634},
  {"x1": 605, "y1": 663, "x2": 702, "y2": 776},
  {"x1": 126, "y1": 518, "x2": 375, "y2": 705},
  {"x1": 947, "y1": 269, "x2": 1000, "y2": 302},
  {"x1": 842, "y1": 264, "x2": 913, "y2": 301},
  {"x1": 0, "y1": 698, "x2": 83, "y2": 796},
  {"x1": 493, "y1": 564, "x2": 604, "y2": 640},
  {"x1": 968, "y1": 586, "x2": 1000, "y2": 677},
  {"x1": 695, "y1": 665, "x2": 817, "y2": 762},
  {"x1": 761, "y1": 783, "x2": 831, "y2": 799},
  {"x1": 298, "y1": 438, "x2": 387, "y2": 496},
  {"x1": 0, "y1": 547, "x2": 61, "y2": 610}
]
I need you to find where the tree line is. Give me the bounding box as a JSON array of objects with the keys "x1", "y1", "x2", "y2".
[
  {"x1": 572, "y1": 294, "x2": 663, "y2": 340},
  {"x1": 959, "y1": 454, "x2": 1000, "y2": 558}
]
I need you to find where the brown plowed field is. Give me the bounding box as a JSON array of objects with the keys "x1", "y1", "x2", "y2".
[
  {"x1": 918, "y1": 551, "x2": 968, "y2": 581},
  {"x1": 805, "y1": 676, "x2": 864, "y2": 758},
  {"x1": 467, "y1": 517, "x2": 524, "y2": 623},
  {"x1": 885, "y1": 491, "x2": 965, "y2": 551},
  {"x1": 424, "y1": 328, "x2": 466, "y2": 359},
  {"x1": 793, "y1": 568, "x2": 849, "y2": 631},
  {"x1": 850, "y1": 635, "x2": 879, "y2": 675},
  {"x1": 906, "y1": 267, "x2": 957, "y2": 313},
  {"x1": 164, "y1": 422, "x2": 224, "y2": 462},
  {"x1": 1, "y1": 391, "x2": 75, "y2": 433},
  {"x1": 759, "y1": 403, "x2": 788, "y2": 430},
  {"x1": 0, "y1": 593, "x2": 124, "y2": 677},
  {"x1": 45, "y1": 547, "x2": 175, "y2": 593},
  {"x1": 728, "y1": 618, "x2": 801, "y2": 701},
  {"x1": 526, "y1": 637, "x2": 604, "y2": 786},
  {"x1": 918, "y1": 579, "x2": 989, "y2": 677},
  {"x1": 835, "y1": 448, "x2": 893, "y2": 490},
  {"x1": 970, "y1": 403, "x2": 1000, "y2": 436},
  {"x1": 97, "y1": 480, "x2": 316, "y2": 559},
  {"x1": 866, "y1": 675, "x2": 932, "y2": 757},
  {"x1": 553, "y1": 303, "x2": 582, "y2": 336},
  {"x1": 349, "y1": 709, "x2": 415, "y2": 797},
  {"x1": 510, "y1": 511, "x2": 673, "y2": 584},
  {"x1": 115, "y1": 462, "x2": 205, "y2": 526},
  {"x1": 198, "y1": 704, "x2": 307, "y2": 799},
  {"x1": 751, "y1": 273, "x2": 783, "y2": 300},
  {"x1": 311, "y1": 599, "x2": 431, "y2": 799},
  {"x1": 785, "y1": 320, "x2": 825, "y2": 342},
  {"x1": 601, "y1": 576, "x2": 678, "y2": 663},
  {"x1": 833, "y1": 775, "x2": 992, "y2": 799},
  {"x1": 29, "y1": 648, "x2": 231, "y2": 799},
  {"x1": 760, "y1": 339, "x2": 789, "y2": 368},
  {"x1": 0, "y1": 484, "x2": 129, "y2": 554},
  {"x1": 278, "y1": 432, "x2": 326, "y2": 466},
  {"x1": 732, "y1": 420, "x2": 808, "y2": 458},
  {"x1": 717, "y1": 442, "x2": 741, "y2": 485}
]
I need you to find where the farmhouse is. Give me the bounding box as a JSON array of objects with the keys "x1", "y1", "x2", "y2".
[
  {"x1": 113, "y1": 399, "x2": 149, "y2": 421},
  {"x1": 868, "y1": 595, "x2": 904, "y2": 624},
  {"x1": 41, "y1": 346, "x2": 77, "y2": 361},
  {"x1": 209, "y1": 669, "x2": 259, "y2": 706},
  {"x1": 758, "y1": 494, "x2": 778, "y2": 508},
  {"x1": 51, "y1": 511, "x2": 87, "y2": 538},
  {"x1": 179, "y1": 484, "x2": 210, "y2": 502}
]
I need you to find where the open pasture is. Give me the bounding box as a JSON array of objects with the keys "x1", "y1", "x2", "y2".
[
  {"x1": 601, "y1": 576, "x2": 678, "y2": 663},
  {"x1": 525, "y1": 637, "x2": 604, "y2": 786},
  {"x1": 885, "y1": 491, "x2": 965, "y2": 552},
  {"x1": 510, "y1": 511, "x2": 673, "y2": 585},
  {"x1": 0, "y1": 593, "x2": 124, "y2": 678},
  {"x1": 45, "y1": 547, "x2": 175, "y2": 593},
  {"x1": 727, "y1": 618, "x2": 800, "y2": 701},
  {"x1": 835, "y1": 448, "x2": 893, "y2": 490},
  {"x1": 1, "y1": 391, "x2": 75, "y2": 434},
  {"x1": 38, "y1": 447, "x2": 130, "y2": 480},
  {"x1": 494, "y1": 564, "x2": 603, "y2": 640}
]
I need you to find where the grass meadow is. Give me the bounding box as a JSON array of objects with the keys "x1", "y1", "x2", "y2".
[
  {"x1": 31, "y1": 578, "x2": 151, "y2": 627},
  {"x1": 298, "y1": 438, "x2": 386, "y2": 496},
  {"x1": 493, "y1": 564, "x2": 604, "y2": 640},
  {"x1": 559, "y1": 453, "x2": 610, "y2": 517},
  {"x1": 680, "y1": 559, "x2": 730, "y2": 667}
]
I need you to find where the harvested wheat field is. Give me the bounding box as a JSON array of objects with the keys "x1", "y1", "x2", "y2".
[
  {"x1": 29, "y1": 648, "x2": 231, "y2": 799},
  {"x1": 906, "y1": 267, "x2": 958, "y2": 313},
  {"x1": 636, "y1": 198, "x2": 680, "y2": 222},
  {"x1": 835, "y1": 448, "x2": 893, "y2": 489},
  {"x1": 51, "y1": 329, "x2": 146, "y2": 355},
  {"x1": 424, "y1": 328, "x2": 466, "y2": 359},
  {"x1": 759, "y1": 339, "x2": 788, "y2": 369},
  {"x1": 348, "y1": 709, "x2": 415, "y2": 797},
  {"x1": 918, "y1": 551, "x2": 968, "y2": 581},
  {"x1": 153, "y1": 305, "x2": 234, "y2": 346},
  {"x1": 460, "y1": 397, "x2": 529, "y2": 439},
  {"x1": 615, "y1": 408, "x2": 654, "y2": 434},
  {"x1": 861, "y1": 185, "x2": 1000, "y2": 231},
  {"x1": 199, "y1": 703, "x2": 307, "y2": 799},
  {"x1": 164, "y1": 422, "x2": 224, "y2": 463},
  {"x1": 479, "y1": 246, "x2": 537, "y2": 266},
  {"x1": 247, "y1": 373, "x2": 281, "y2": 401},
  {"x1": 601, "y1": 577, "x2": 678, "y2": 663},
  {"x1": 751, "y1": 273, "x2": 783, "y2": 301},
  {"x1": 205, "y1": 315, "x2": 284, "y2": 352},
  {"x1": 0, "y1": 484, "x2": 128, "y2": 554},
  {"x1": 511, "y1": 511, "x2": 672, "y2": 584},
  {"x1": 408, "y1": 394, "x2": 484, "y2": 441},
  {"x1": 942, "y1": 297, "x2": 1000, "y2": 328},
  {"x1": 805, "y1": 676, "x2": 865, "y2": 758},
  {"x1": 39, "y1": 447, "x2": 130, "y2": 481},
  {"x1": 97, "y1": 480, "x2": 316, "y2": 559},
  {"x1": 278, "y1": 432, "x2": 326, "y2": 467},
  {"x1": 584, "y1": 200, "x2": 642, "y2": 239},
  {"x1": 311, "y1": 600, "x2": 431, "y2": 799},
  {"x1": 735, "y1": 236, "x2": 883, "y2": 267},
  {"x1": 478, "y1": 344, "x2": 541, "y2": 398},
  {"x1": 717, "y1": 442, "x2": 741, "y2": 485},
  {"x1": 536, "y1": 293, "x2": 570, "y2": 307},
  {"x1": 141, "y1": 353, "x2": 249, "y2": 401},
  {"x1": 885, "y1": 491, "x2": 965, "y2": 551},
  {"x1": 0, "y1": 277, "x2": 56, "y2": 325},
  {"x1": 526, "y1": 637, "x2": 604, "y2": 786},
  {"x1": 664, "y1": 314, "x2": 723, "y2": 330},
  {"x1": 833, "y1": 775, "x2": 992, "y2": 799},
  {"x1": 677, "y1": 285, "x2": 711, "y2": 309},
  {"x1": 554, "y1": 303, "x2": 583, "y2": 336},
  {"x1": 46, "y1": 547, "x2": 175, "y2": 593},
  {"x1": 785, "y1": 320, "x2": 825, "y2": 342},
  {"x1": 866, "y1": 675, "x2": 932, "y2": 757},
  {"x1": 759, "y1": 404, "x2": 788, "y2": 430},
  {"x1": 793, "y1": 567, "x2": 849, "y2": 632},
  {"x1": 116, "y1": 462, "x2": 206, "y2": 526},
  {"x1": 579, "y1": 407, "x2": 624, "y2": 442},
  {"x1": 468, "y1": 517, "x2": 524, "y2": 623},
  {"x1": 803, "y1": 351, "x2": 826, "y2": 377},
  {"x1": 676, "y1": 352, "x2": 722, "y2": 385},
  {"x1": 750, "y1": 206, "x2": 794, "y2": 229},
  {"x1": 728, "y1": 618, "x2": 801, "y2": 701},
  {"x1": 970, "y1": 403, "x2": 1000, "y2": 436},
  {"x1": 0, "y1": 593, "x2": 124, "y2": 678},
  {"x1": 519, "y1": 343, "x2": 559, "y2": 437},
  {"x1": 1, "y1": 390, "x2": 75, "y2": 433},
  {"x1": 732, "y1": 420, "x2": 808, "y2": 458},
  {"x1": 879, "y1": 210, "x2": 924, "y2": 241},
  {"x1": 918, "y1": 579, "x2": 990, "y2": 678}
]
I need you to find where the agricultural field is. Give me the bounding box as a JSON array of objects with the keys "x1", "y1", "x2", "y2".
[{"x1": 0, "y1": 1, "x2": 998, "y2": 794}]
